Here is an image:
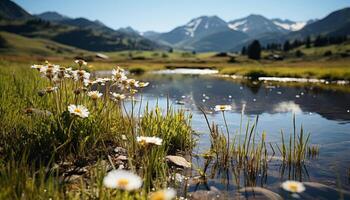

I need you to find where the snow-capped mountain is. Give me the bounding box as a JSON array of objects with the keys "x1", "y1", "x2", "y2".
[
  {"x1": 183, "y1": 15, "x2": 228, "y2": 37},
  {"x1": 156, "y1": 15, "x2": 229, "y2": 45},
  {"x1": 271, "y1": 19, "x2": 307, "y2": 31},
  {"x1": 228, "y1": 14, "x2": 289, "y2": 37},
  {"x1": 141, "y1": 10, "x2": 350, "y2": 52}
]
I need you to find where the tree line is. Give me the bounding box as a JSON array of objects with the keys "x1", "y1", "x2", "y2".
[{"x1": 241, "y1": 35, "x2": 348, "y2": 60}]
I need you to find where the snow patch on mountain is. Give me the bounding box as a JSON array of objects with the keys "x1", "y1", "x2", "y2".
[
  {"x1": 185, "y1": 18, "x2": 202, "y2": 37},
  {"x1": 273, "y1": 21, "x2": 307, "y2": 31},
  {"x1": 228, "y1": 20, "x2": 247, "y2": 30}
]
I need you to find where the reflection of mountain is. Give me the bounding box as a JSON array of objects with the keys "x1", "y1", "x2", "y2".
[{"x1": 138, "y1": 74, "x2": 350, "y2": 122}]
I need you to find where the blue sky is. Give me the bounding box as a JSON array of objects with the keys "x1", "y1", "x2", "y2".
[{"x1": 13, "y1": 0, "x2": 350, "y2": 32}]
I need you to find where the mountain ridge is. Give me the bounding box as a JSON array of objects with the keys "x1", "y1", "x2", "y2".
[
  {"x1": 0, "y1": 0, "x2": 164, "y2": 52},
  {"x1": 1, "y1": 0, "x2": 349, "y2": 53}
]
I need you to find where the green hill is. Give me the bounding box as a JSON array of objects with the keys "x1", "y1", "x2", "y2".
[
  {"x1": 0, "y1": 31, "x2": 90, "y2": 57},
  {"x1": 0, "y1": 0, "x2": 32, "y2": 20},
  {"x1": 0, "y1": 0, "x2": 163, "y2": 52}
]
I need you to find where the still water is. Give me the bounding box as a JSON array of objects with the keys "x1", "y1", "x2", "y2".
[{"x1": 97, "y1": 69, "x2": 350, "y2": 197}]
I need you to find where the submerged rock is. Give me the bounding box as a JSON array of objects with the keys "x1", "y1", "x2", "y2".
[
  {"x1": 166, "y1": 155, "x2": 191, "y2": 168},
  {"x1": 238, "y1": 187, "x2": 282, "y2": 200}
]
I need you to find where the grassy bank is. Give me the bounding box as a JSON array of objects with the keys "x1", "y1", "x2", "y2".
[{"x1": 0, "y1": 60, "x2": 194, "y2": 199}]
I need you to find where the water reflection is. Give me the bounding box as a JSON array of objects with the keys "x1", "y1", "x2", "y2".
[
  {"x1": 94, "y1": 71, "x2": 350, "y2": 193},
  {"x1": 138, "y1": 74, "x2": 350, "y2": 122}
]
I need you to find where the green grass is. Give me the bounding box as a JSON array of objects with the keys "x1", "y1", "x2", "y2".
[
  {"x1": 0, "y1": 59, "x2": 194, "y2": 199},
  {"x1": 0, "y1": 31, "x2": 91, "y2": 57},
  {"x1": 1, "y1": 31, "x2": 350, "y2": 81}
]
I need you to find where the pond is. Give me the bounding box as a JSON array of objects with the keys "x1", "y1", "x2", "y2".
[{"x1": 96, "y1": 69, "x2": 350, "y2": 197}]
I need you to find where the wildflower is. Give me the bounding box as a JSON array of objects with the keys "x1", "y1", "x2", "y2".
[
  {"x1": 103, "y1": 170, "x2": 142, "y2": 191},
  {"x1": 40, "y1": 65, "x2": 59, "y2": 79},
  {"x1": 136, "y1": 81, "x2": 149, "y2": 88},
  {"x1": 75, "y1": 59, "x2": 87, "y2": 67},
  {"x1": 87, "y1": 91, "x2": 102, "y2": 100},
  {"x1": 112, "y1": 67, "x2": 127, "y2": 82},
  {"x1": 111, "y1": 92, "x2": 126, "y2": 101},
  {"x1": 127, "y1": 79, "x2": 139, "y2": 88},
  {"x1": 45, "y1": 86, "x2": 58, "y2": 93},
  {"x1": 95, "y1": 78, "x2": 111, "y2": 85},
  {"x1": 68, "y1": 104, "x2": 89, "y2": 118},
  {"x1": 136, "y1": 136, "x2": 163, "y2": 146},
  {"x1": 31, "y1": 64, "x2": 43, "y2": 71},
  {"x1": 83, "y1": 79, "x2": 95, "y2": 87},
  {"x1": 72, "y1": 70, "x2": 90, "y2": 82},
  {"x1": 281, "y1": 180, "x2": 305, "y2": 193},
  {"x1": 113, "y1": 66, "x2": 125, "y2": 74},
  {"x1": 130, "y1": 89, "x2": 138, "y2": 95},
  {"x1": 149, "y1": 188, "x2": 176, "y2": 200},
  {"x1": 214, "y1": 105, "x2": 232, "y2": 112}
]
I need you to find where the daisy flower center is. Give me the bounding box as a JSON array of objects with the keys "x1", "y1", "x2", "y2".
[
  {"x1": 139, "y1": 139, "x2": 147, "y2": 146},
  {"x1": 74, "y1": 108, "x2": 82, "y2": 114},
  {"x1": 117, "y1": 178, "x2": 129, "y2": 188},
  {"x1": 289, "y1": 184, "x2": 298, "y2": 192},
  {"x1": 150, "y1": 191, "x2": 165, "y2": 200}
]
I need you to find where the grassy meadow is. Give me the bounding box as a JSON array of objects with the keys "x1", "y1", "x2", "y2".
[
  {"x1": 1, "y1": 30, "x2": 350, "y2": 81},
  {"x1": 0, "y1": 59, "x2": 194, "y2": 199}
]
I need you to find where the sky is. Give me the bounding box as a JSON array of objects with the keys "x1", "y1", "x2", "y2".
[{"x1": 13, "y1": 0, "x2": 350, "y2": 32}]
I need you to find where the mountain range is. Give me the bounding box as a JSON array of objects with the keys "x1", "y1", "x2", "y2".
[
  {"x1": 147, "y1": 8, "x2": 349, "y2": 52},
  {"x1": 0, "y1": 0, "x2": 162, "y2": 52},
  {"x1": 0, "y1": 0, "x2": 349, "y2": 53}
]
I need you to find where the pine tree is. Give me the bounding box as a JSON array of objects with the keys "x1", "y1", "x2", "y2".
[
  {"x1": 283, "y1": 40, "x2": 291, "y2": 52},
  {"x1": 305, "y1": 36, "x2": 311, "y2": 48},
  {"x1": 247, "y1": 40, "x2": 261, "y2": 60},
  {"x1": 241, "y1": 46, "x2": 247, "y2": 55}
]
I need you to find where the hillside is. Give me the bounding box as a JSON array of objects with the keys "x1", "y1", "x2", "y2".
[
  {"x1": 0, "y1": 0, "x2": 32, "y2": 20},
  {"x1": 289, "y1": 7, "x2": 350, "y2": 39},
  {"x1": 0, "y1": 31, "x2": 90, "y2": 57},
  {"x1": 0, "y1": 0, "x2": 163, "y2": 52}
]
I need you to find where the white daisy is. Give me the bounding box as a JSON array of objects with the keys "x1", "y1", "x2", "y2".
[
  {"x1": 110, "y1": 92, "x2": 126, "y2": 101},
  {"x1": 214, "y1": 105, "x2": 232, "y2": 112},
  {"x1": 75, "y1": 59, "x2": 87, "y2": 67},
  {"x1": 68, "y1": 104, "x2": 89, "y2": 118},
  {"x1": 281, "y1": 180, "x2": 305, "y2": 193},
  {"x1": 136, "y1": 136, "x2": 163, "y2": 146},
  {"x1": 103, "y1": 170, "x2": 142, "y2": 191},
  {"x1": 95, "y1": 78, "x2": 111, "y2": 85},
  {"x1": 112, "y1": 66, "x2": 125, "y2": 75},
  {"x1": 127, "y1": 79, "x2": 139, "y2": 88},
  {"x1": 112, "y1": 68, "x2": 127, "y2": 82},
  {"x1": 45, "y1": 86, "x2": 58, "y2": 93},
  {"x1": 87, "y1": 91, "x2": 102, "y2": 100},
  {"x1": 149, "y1": 188, "x2": 176, "y2": 200},
  {"x1": 72, "y1": 70, "x2": 90, "y2": 82},
  {"x1": 39, "y1": 65, "x2": 59, "y2": 79},
  {"x1": 136, "y1": 81, "x2": 149, "y2": 88},
  {"x1": 83, "y1": 79, "x2": 95, "y2": 87},
  {"x1": 31, "y1": 64, "x2": 43, "y2": 71}
]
